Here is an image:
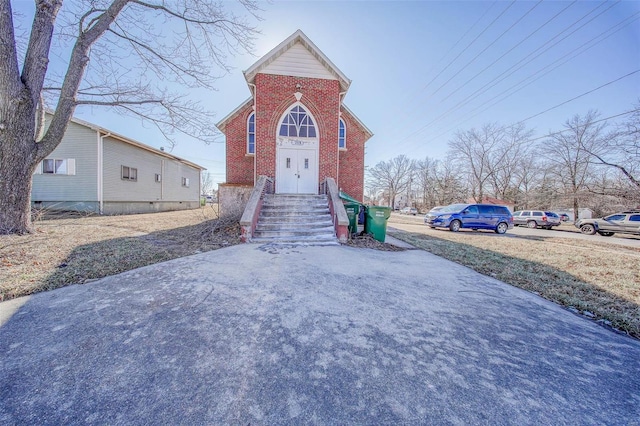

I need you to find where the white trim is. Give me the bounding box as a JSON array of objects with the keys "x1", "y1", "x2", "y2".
[
  {"x1": 275, "y1": 102, "x2": 320, "y2": 194},
  {"x1": 246, "y1": 112, "x2": 255, "y2": 154},
  {"x1": 216, "y1": 97, "x2": 253, "y2": 132},
  {"x1": 45, "y1": 111, "x2": 206, "y2": 171},
  {"x1": 338, "y1": 118, "x2": 346, "y2": 150},
  {"x1": 342, "y1": 104, "x2": 374, "y2": 140},
  {"x1": 243, "y1": 29, "x2": 351, "y2": 92}
]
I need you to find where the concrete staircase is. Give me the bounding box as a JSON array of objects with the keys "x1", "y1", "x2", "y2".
[{"x1": 251, "y1": 194, "x2": 339, "y2": 245}]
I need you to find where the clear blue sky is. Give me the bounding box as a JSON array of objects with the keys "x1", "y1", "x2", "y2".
[{"x1": 15, "y1": 1, "x2": 640, "y2": 188}]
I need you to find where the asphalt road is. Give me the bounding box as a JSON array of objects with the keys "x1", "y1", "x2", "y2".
[
  {"x1": 391, "y1": 214, "x2": 640, "y2": 248},
  {"x1": 1, "y1": 244, "x2": 639, "y2": 424}
]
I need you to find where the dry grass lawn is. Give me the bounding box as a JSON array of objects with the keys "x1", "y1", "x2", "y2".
[
  {"x1": 0, "y1": 206, "x2": 240, "y2": 301},
  {"x1": 3, "y1": 208, "x2": 639, "y2": 339},
  {"x1": 388, "y1": 215, "x2": 640, "y2": 339}
]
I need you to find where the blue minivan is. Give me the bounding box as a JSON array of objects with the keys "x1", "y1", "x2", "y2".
[{"x1": 424, "y1": 203, "x2": 514, "y2": 234}]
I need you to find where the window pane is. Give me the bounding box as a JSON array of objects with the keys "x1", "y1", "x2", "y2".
[
  {"x1": 304, "y1": 158, "x2": 309, "y2": 169},
  {"x1": 289, "y1": 125, "x2": 296, "y2": 136},
  {"x1": 299, "y1": 127, "x2": 307, "y2": 137},
  {"x1": 308, "y1": 127, "x2": 316, "y2": 138},
  {"x1": 43, "y1": 159, "x2": 55, "y2": 173},
  {"x1": 131, "y1": 168, "x2": 137, "y2": 180},
  {"x1": 629, "y1": 215, "x2": 640, "y2": 222},
  {"x1": 54, "y1": 159, "x2": 67, "y2": 174},
  {"x1": 122, "y1": 166, "x2": 130, "y2": 179},
  {"x1": 286, "y1": 158, "x2": 291, "y2": 169}
]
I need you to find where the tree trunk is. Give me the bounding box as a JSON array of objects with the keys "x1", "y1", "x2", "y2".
[
  {"x1": 0, "y1": 159, "x2": 36, "y2": 234},
  {"x1": 0, "y1": 107, "x2": 39, "y2": 234}
]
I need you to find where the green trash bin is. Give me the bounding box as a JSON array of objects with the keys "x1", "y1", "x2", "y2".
[
  {"x1": 343, "y1": 202, "x2": 360, "y2": 235},
  {"x1": 365, "y1": 206, "x2": 392, "y2": 242}
]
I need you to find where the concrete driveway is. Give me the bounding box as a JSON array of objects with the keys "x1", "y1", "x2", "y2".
[{"x1": 1, "y1": 244, "x2": 639, "y2": 424}]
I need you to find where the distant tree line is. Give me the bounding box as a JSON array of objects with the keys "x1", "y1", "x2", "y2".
[{"x1": 366, "y1": 105, "x2": 640, "y2": 219}]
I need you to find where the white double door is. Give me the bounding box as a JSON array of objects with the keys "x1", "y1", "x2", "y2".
[{"x1": 276, "y1": 147, "x2": 318, "y2": 194}]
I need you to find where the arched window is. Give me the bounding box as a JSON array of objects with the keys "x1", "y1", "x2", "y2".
[
  {"x1": 338, "y1": 118, "x2": 346, "y2": 149},
  {"x1": 279, "y1": 105, "x2": 317, "y2": 138},
  {"x1": 247, "y1": 113, "x2": 255, "y2": 154}
]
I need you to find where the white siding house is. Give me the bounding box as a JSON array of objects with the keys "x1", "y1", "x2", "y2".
[{"x1": 32, "y1": 115, "x2": 205, "y2": 214}]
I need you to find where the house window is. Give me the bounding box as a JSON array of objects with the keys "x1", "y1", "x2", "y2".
[
  {"x1": 339, "y1": 118, "x2": 346, "y2": 149},
  {"x1": 40, "y1": 158, "x2": 75, "y2": 175},
  {"x1": 247, "y1": 113, "x2": 255, "y2": 154},
  {"x1": 155, "y1": 173, "x2": 162, "y2": 183},
  {"x1": 122, "y1": 166, "x2": 137, "y2": 181},
  {"x1": 279, "y1": 105, "x2": 316, "y2": 138},
  {"x1": 182, "y1": 177, "x2": 190, "y2": 187}
]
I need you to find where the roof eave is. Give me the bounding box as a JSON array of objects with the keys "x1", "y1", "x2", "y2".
[
  {"x1": 216, "y1": 97, "x2": 253, "y2": 132},
  {"x1": 342, "y1": 104, "x2": 374, "y2": 141},
  {"x1": 46, "y1": 111, "x2": 207, "y2": 170},
  {"x1": 243, "y1": 29, "x2": 351, "y2": 92}
]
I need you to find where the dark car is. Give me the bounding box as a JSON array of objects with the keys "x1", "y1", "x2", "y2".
[
  {"x1": 424, "y1": 203, "x2": 513, "y2": 234},
  {"x1": 559, "y1": 213, "x2": 570, "y2": 222},
  {"x1": 512, "y1": 210, "x2": 562, "y2": 229},
  {"x1": 575, "y1": 210, "x2": 640, "y2": 236}
]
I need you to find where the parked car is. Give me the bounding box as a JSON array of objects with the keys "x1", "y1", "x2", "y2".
[
  {"x1": 424, "y1": 203, "x2": 513, "y2": 234},
  {"x1": 558, "y1": 213, "x2": 570, "y2": 222},
  {"x1": 575, "y1": 210, "x2": 640, "y2": 236},
  {"x1": 400, "y1": 207, "x2": 418, "y2": 215},
  {"x1": 512, "y1": 210, "x2": 562, "y2": 229}
]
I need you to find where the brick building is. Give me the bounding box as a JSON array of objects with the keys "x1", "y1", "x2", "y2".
[{"x1": 216, "y1": 30, "x2": 372, "y2": 209}]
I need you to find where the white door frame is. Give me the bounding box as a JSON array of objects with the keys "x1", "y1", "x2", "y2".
[{"x1": 275, "y1": 137, "x2": 319, "y2": 194}]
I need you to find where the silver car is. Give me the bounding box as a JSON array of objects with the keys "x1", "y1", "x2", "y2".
[
  {"x1": 512, "y1": 210, "x2": 562, "y2": 229},
  {"x1": 575, "y1": 210, "x2": 640, "y2": 236}
]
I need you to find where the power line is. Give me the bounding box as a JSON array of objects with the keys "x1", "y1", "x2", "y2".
[
  {"x1": 395, "y1": 1, "x2": 624, "y2": 147},
  {"x1": 436, "y1": 1, "x2": 578, "y2": 108},
  {"x1": 429, "y1": 0, "x2": 543, "y2": 99},
  {"x1": 380, "y1": 1, "x2": 501, "y2": 132},
  {"x1": 398, "y1": 1, "x2": 499, "y2": 107},
  {"x1": 517, "y1": 70, "x2": 640, "y2": 124},
  {"x1": 434, "y1": 1, "x2": 624, "y2": 127},
  {"x1": 416, "y1": 1, "x2": 511, "y2": 97},
  {"x1": 425, "y1": 12, "x2": 640, "y2": 141},
  {"x1": 527, "y1": 109, "x2": 638, "y2": 143}
]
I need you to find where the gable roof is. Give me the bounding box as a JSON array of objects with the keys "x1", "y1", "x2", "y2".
[
  {"x1": 215, "y1": 97, "x2": 253, "y2": 132},
  {"x1": 342, "y1": 104, "x2": 374, "y2": 141},
  {"x1": 48, "y1": 112, "x2": 206, "y2": 170},
  {"x1": 244, "y1": 29, "x2": 351, "y2": 92}
]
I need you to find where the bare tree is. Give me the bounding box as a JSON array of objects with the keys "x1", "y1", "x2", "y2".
[
  {"x1": 0, "y1": 0, "x2": 258, "y2": 234},
  {"x1": 582, "y1": 105, "x2": 640, "y2": 192},
  {"x1": 544, "y1": 111, "x2": 604, "y2": 220},
  {"x1": 200, "y1": 172, "x2": 214, "y2": 196},
  {"x1": 448, "y1": 123, "x2": 503, "y2": 203},
  {"x1": 433, "y1": 156, "x2": 467, "y2": 206},
  {"x1": 367, "y1": 155, "x2": 415, "y2": 209},
  {"x1": 486, "y1": 123, "x2": 534, "y2": 202}
]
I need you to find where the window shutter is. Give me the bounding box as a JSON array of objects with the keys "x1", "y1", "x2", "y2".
[
  {"x1": 34, "y1": 161, "x2": 43, "y2": 174},
  {"x1": 67, "y1": 159, "x2": 76, "y2": 175}
]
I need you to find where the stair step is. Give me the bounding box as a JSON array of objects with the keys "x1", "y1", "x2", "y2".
[
  {"x1": 252, "y1": 194, "x2": 337, "y2": 245},
  {"x1": 251, "y1": 236, "x2": 339, "y2": 245},
  {"x1": 254, "y1": 228, "x2": 335, "y2": 238},
  {"x1": 260, "y1": 207, "x2": 330, "y2": 217},
  {"x1": 256, "y1": 222, "x2": 333, "y2": 231}
]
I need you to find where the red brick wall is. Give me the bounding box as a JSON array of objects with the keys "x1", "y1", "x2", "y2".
[
  {"x1": 254, "y1": 74, "x2": 341, "y2": 187},
  {"x1": 338, "y1": 111, "x2": 367, "y2": 202},
  {"x1": 223, "y1": 73, "x2": 368, "y2": 199},
  {"x1": 225, "y1": 103, "x2": 255, "y2": 185}
]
